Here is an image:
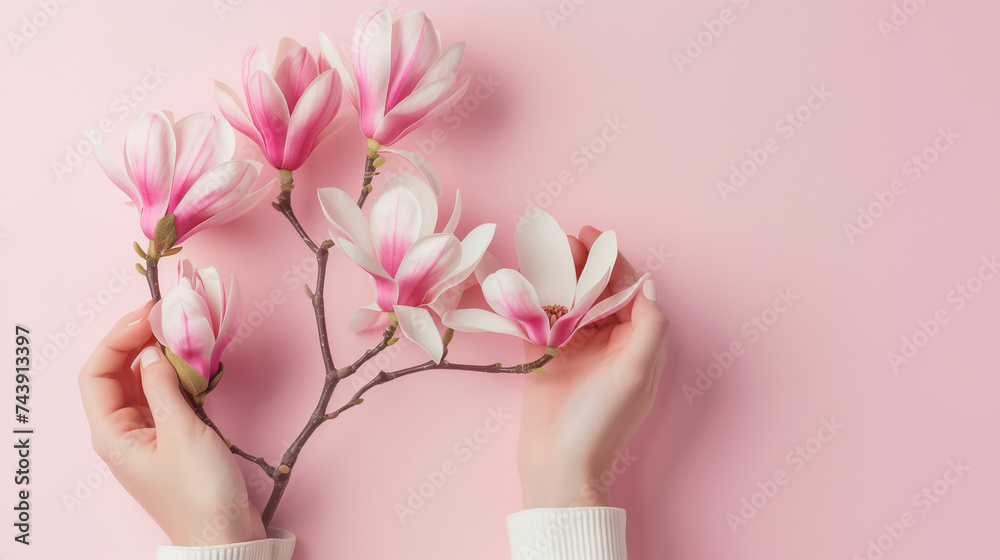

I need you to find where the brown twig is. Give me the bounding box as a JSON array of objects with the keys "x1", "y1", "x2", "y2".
[
  {"x1": 335, "y1": 351, "x2": 558, "y2": 419},
  {"x1": 194, "y1": 405, "x2": 276, "y2": 477},
  {"x1": 356, "y1": 144, "x2": 379, "y2": 208}
]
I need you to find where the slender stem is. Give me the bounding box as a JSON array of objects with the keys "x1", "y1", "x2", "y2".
[
  {"x1": 262, "y1": 172, "x2": 340, "y2": 527},
  {"x1": 338, "y1": 323, "x2": 397, "y2": 380},
  {"x1": 332, "y1": 352, "x2": 558, "y2": 419},
  {"x1": 144, "y1": 245, "x2": 269, "y2": 476},
  {"x1": 261, "y1": 371, "x2": 338, "y2": 526},
  {"x1": 272, "y1": 173, "x2": 319, "y2": 254},
  {"x1": 259, "y1": 160, "x2": 555, "y2": 526},
  {"x1": 145, "y1": 256, "x2": 160, "y2": 302},
  {"x1": 194, "y1": 406, "x2": 277, "y2": 477},
  {"x1": 356, "y1": 150, "x2": 378, "y2": 208}
]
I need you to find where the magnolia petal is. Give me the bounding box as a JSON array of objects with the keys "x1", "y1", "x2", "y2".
[
  {"x1": 195, "y1": 265, "x2": 225, "y2": 332},
  {"x1": 92, "y1": 134, "x2": 142, "y2": 210},
  {"x1": 317, "y1": 187, "x2": 374, "y2": 253},
  {"x1": 178, "y1": 177, "x2": 271, "y2": 243},
  {"x1": 246, "y1": 70, "x2": 290, "y2": 168},
  {"x1": 272, "y1": 37, "x2": 301, "y2": 73},
  {"x1": 572, "y1": 230, "x2": 617, "y2": 310},
  {"x1": 214, "y1": 80, "x2": 265, "y2": 150},
  {"x1": 156, "y1": 285, "x2": 216, "y2": 377},
  {"x1": 373, "y1": 72, "x2": 456, "y2": 145},
  {"x1": 414, "y1": 42, "x2": 464, "y2": 91},
  {"x1": 380, "y1": 171, "x2": 438, "y2": 235},
  {"x1": 352, "y1": 7, "x2": 393, "y2": 137},
  {"x1": 333, "y1": 235, "x2": 390, "y2": 280},
  {"x1": 170, "y1": 114, "x2": 237, "y2": 209},
  {"x1": 347, "y1": 302, "x2": 389, "y2": 332},
  {"x1": 318, "y1": 31, "x2": 358, "y2": 106},
  {"x1": 369, "y1": 183, "x2": 424, "y2": 277},
  {"x1": 211, "y1": 274, "x2": 243, "y2": 374},
  {"x1": 575, "y1": 273, "x2": 652, "y2": 332},
  {"x1": 380, "y1": 171, "x2": 438, "y2": 237},
  {"x1": 427, "y1": 223, "x2": 495, "y2": 303},
  {"x1": 393, "y1": 305, "x2": 443, "y2": 363},
  {"x1": 380, "y1": 149, "x2": 442, "y2": 197},
  {"x1": 481, "y1": 269, "x2": 550, "y2": 345},
  {"x1": 273, "y1": 44, "x2": 319, "y2": 112},
  {"x1": 373, "y1": 276, "x2": 399, "y2": 311},
  {"x1": 177, "y1": 260, "x2": 195, "y2": 284},
  {"x1": 427, "y1": 282, "x2": 467, "y2": 317},
  {"x1": 283, "y1": 70, "x2": 343, "y2": 170},
  {"x1": 172, "y1": 160, "x2": 261, "y2": 239},
  {"x1": 381, "y1": 74, "x2": 469, "y2": 145},
  {"x1": 441, "y1": 308, "x2": 534, "y2": 343},
  {"x1": 547, "y1": 266, "x2": 611, "y2": 347},
  {"x1": 474, "y1": 250, "x2": 503, "y2": 285},
  {"x1": 125, "y1": 110, "x2": 176, "y2": 234},
  {"x1": 515, "y1": 208, "x2": 576, "y2": 308},
  {"x1": 242, "y1": 43, "x2": 270, "y2": 95},
  {"x1": 394, "y1": 233, "x2": 461, "y2": 307},
  {"x1": 385, "y1": 11, "x2": 441, "y2": 109},
  {"x1": 441, "y1": 190, "x2": 461, "y2": 234}
]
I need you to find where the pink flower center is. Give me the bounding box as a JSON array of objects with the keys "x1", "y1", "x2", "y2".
[{"x1": 542, "y1": 304, "x2": 569, "y2": 327}]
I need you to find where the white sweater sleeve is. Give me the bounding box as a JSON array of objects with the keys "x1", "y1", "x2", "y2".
[
  {"x1": 153, "y1": 508, "x2": 625, "y2": 560},
  {"x1": 156, "y1": 528, "x2": 295, "y2": 560},
  {"x1": 506, "y1": 507, "x2": 627, "y2": 560}
]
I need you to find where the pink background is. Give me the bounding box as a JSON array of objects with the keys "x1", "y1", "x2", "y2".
[{"x1": 3, "y1": 0, "x2": 999, "y2": 558}]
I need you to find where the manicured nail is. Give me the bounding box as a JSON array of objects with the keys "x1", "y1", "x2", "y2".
[
  {"x1": 642, "y1": 279, "x2": 659, "y2": 302},
  {"x1": 126, "y1": 316, "x2": 144, "y2": 326},
  {"x1": 139, "y1": 347, "x2": 162, "y2": 368}
]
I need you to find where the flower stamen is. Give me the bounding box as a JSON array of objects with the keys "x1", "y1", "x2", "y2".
[{"x1": 542, "y1": 304, "x2": 569, "y2": 327}]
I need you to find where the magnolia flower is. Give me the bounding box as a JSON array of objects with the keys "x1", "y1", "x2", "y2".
[
  {"x1": 443, "y1": 209, "x2": 649, "y2": 349},
  {"x1": 149, "y1": 260, "x2": 243, "y2": 405},
  {"x1": 317, "y1": 172, "x2": 495, "y2": 362},
  {"x1": 319, "y1": 8, "x2": 470, "y2": 148},
  {"x1": 94, "y1": 110, "x2": 270, "y2": 249},
  {"x1": 215, "y1": 37, "x2": 345, "y2": 171}
]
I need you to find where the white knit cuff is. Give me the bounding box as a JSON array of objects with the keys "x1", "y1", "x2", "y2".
[
  {"x1": 507, "y1": 507, "x2": 627, "y2": 560},
  {"x1": 156, "y1": 528, "x2": 295, "y2": 560}
]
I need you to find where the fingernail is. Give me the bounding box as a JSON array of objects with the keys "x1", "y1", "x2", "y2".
[
  {"x1": 139, "y1": 346, "x2": 162, "y2": 368},
  {"x1": 126, "y1": 317, "x2": 144, "y2": 327},
  {"x1": 642, "y1": 279, "x2": 659, "y2": 302}
]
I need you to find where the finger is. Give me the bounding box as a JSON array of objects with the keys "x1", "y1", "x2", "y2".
[
  {"x1": 137, "y1": 346, "x2": 199, "y2": 434},
  {"x1": 620, "y1": 280, "x2": 669, "y2": 385},
  {"x1": 568, "y1": 235, "x2": 588, "y2": 277},
  {"x1": 79, "y1": 303, "x2": 154, "y2": 428}
]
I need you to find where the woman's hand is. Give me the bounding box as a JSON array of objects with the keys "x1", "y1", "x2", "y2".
[
  {"x1": 78, "y1": 302, "x2": 265, "y2": 546},
  {"x1": 517, "y1": 226, "x2": 669, "y2": 508}
]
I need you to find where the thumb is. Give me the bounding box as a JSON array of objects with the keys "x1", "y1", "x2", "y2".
[
  {"x1": 137, "y1": 346, "x2": 198, "y2": 433},
  {"x1": 621, "y1": 280, "x2": 670, "y2": 373}
]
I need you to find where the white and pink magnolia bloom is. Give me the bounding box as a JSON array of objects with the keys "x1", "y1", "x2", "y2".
[
  {"x1": 317, "y1": 172, "x2": 495, "y2": 362},
  {"x1": 215, "y1": 37, "x2": 345, "y2": 171},
  {"x1": 149, "y1": 260, "x2": 243, "y2": 404},
  {"x1": 443, "y1": 209, "x2": 650, "y2": 349},
  {"x1": 319, "y1": 8, "x2": 470, "y2": 147},
  {"x1": 94, "y1": 110, "x2": 270, "y2": 245}
]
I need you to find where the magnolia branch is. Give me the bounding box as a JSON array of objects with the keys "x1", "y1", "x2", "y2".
[
  {"x1": 329, "y1": 351, "x2": 558, "y2": 419},
  {"x1": 135, "y1": 233, "x2": 273, "y2": 477},
  {"x1": 194, "y1": 405, "x2": 277, "y2": 477},
  {"x1": 356, "y1": 139, "x2": 382, "y2": 208},
  {"x1": 259, "y1": 156, "x2": 557, "y2": 527},
  {"x1": 262, "y1": 171, "x2": 343, "y2": 527}
]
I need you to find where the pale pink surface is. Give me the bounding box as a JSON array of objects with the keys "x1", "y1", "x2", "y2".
[{"x1": 3, "y1": 1, "x2": 999, "y2": 559}]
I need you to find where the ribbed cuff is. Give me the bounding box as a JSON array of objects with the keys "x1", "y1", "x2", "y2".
[
  {"x1": 507, "y1": 507, "x2": 627, "y2": 560},
  {"x1": 156, "y1": 528, "x2": 295, "y2": 560}
]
